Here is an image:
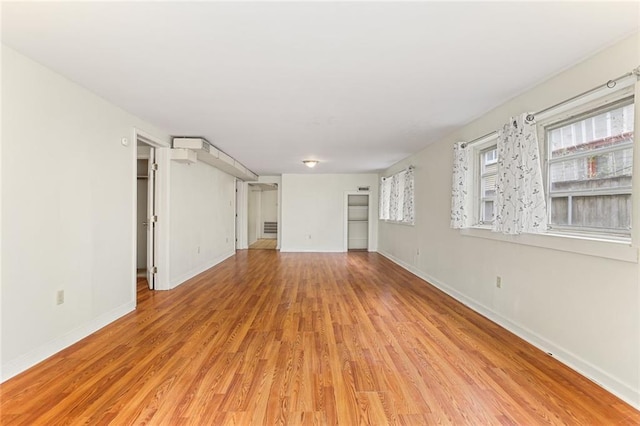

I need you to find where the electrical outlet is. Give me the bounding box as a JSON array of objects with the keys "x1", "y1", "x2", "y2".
[
  {"x1": 56, "y1": 290, "x2": 64, "y2": 305},
  {"x1": 496, "y1": 276, "x2": 502, "y2": 288},
  {"x1": 197, "y1": 246, "x2": 200, "y2": 254}
]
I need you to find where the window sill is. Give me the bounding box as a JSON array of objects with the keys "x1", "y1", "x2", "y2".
[
  {"x1": 460, "y1": 226, "x2": 638, "y2": 263},
  {"x1": 380, "y1": 220, "x2": 415, "y2": 227}
]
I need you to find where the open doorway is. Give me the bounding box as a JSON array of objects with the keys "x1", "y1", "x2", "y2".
[
  {"x1": 136, "y1": 141, "x2": 157, "y2": 292},
  {"x1": 247, "y1": 183, "x2": 278, "y2": 250},
  {"x1": 345, "y1": 192, "x2": 370, "y2": 251}
]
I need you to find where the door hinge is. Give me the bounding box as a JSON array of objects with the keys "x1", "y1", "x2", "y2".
[
  {"x1": 150, "y1": 215, "x2": 158, "y2": 223},
  {"x1": 151, "y1": 163, "x2": 158, "y2": 171},
  {"x1": 150, "y1": 266, "x2": 158, "y2": 274}
]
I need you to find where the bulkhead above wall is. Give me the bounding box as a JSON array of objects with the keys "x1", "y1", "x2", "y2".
[{"x1": 171, "y1": 137, "x2": 259, "y2": 182}]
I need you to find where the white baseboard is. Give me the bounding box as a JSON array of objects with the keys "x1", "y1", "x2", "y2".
[
  {"x1": 169, "y1": 250, "x2": 235, "y2": 289},
  {"x1": 377, "y1": 249, "x2": 640, "y2": 410},
  {"x1": 279, "y1": 248, "x2": 345, "y2": 253},
  {"x1": 1, "y1": 301, "x2": 135, "y2": 382}
]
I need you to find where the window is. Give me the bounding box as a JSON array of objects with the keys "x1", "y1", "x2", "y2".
[
  {"x1": 380, "y1": 168, "x2": 414, "y2": 224},
  {"x1": 543, "y1": 96, "x2": 634, "y2": 236},
  {"x1": 468, "y1": 135, "x2": 499, "y2": 227},
  {"x1": 479, "y1": 145, "x2": 498, "y2": 224}
]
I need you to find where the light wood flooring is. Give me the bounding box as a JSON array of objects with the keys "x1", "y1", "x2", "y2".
[
  {"x1": 1, "y1": 251, "x2": 638, "y2": 424},
  {"x1": 249, "y1": 238, "x2": 277, "y2": 250}
]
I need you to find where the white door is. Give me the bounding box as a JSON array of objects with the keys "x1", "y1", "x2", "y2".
[
  {"x1": 235, "y1": 180, "x2": 240, "y2": 249},
  {"x1": 146, "y1": 148, "x2": 156, "y2": 289}
]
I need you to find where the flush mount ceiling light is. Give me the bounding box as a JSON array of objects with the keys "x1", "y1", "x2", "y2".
[{"x1": 303, "y1": 160, "x2": 319, "y2": 168}]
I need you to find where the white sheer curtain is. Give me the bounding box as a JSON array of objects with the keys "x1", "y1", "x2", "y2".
[
  {"x1": 379, "y1": 177, "x2": 391, "y2": 220},
  {"x1": 402, "y1": 168, "x2": 415, "y2": 224},
  {"x1": 493, "y1": 113, "x2": 547, "y2": 234},
  {"x1": 389, "y1": 173, "x2": 401, "y2": 220},
  {"x1": 380, "y1": 168, "x2": 414, "y2": 224},
  {"x1": 450, "y1": 142, "x2": 471, "y2": 228}
]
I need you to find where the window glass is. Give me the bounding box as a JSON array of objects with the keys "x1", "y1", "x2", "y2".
[
  {"x1": 546, "y1": 98, "x2": 633, "y2": 234},
  {"x1": 479, "y1": 146, "x2": 498, "y2": 224}
]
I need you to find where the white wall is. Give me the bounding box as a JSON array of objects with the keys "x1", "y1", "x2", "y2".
[
  {"x1": 1, "y1": 46, "x2": 171, "y2": 379},
  {"x1": 168, "y1": 160, "x2": 236, "y2": 288},
  {"x1": 377, "y1": 34, "x2": 640, "y2": 407},
  {"x1": 281, "y1": 174, "x2": 378, "y2": 252},
  {"x1": 261, "y1": 189, "x2": 278, "y2": 239},
  {"x1": 1, "y1": 45, "x2": 239, "y2": 380},
  {"x1": 261, "y1": 190, "x2": 278, "y2": 223}
]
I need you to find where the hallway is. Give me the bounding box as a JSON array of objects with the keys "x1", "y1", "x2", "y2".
[{"x1": 248, "y1": 239, "x2": 277, "y2": 250}]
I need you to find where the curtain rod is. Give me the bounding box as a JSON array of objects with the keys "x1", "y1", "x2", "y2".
[
  {"x1": 461, "y1": 66, "x2": 640, "y2": 149},
  {"x1": 460, "y1": 130, "x2": 497, "y2": 149},
  {"x1": 381, "y1": 165, "x2": 414, "y2": 180}
]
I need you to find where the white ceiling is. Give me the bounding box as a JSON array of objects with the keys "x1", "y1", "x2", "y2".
[{"x1": 2, "y1": 2, "x2": 638, "y2": 175}]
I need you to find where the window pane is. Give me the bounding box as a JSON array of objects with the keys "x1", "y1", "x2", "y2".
[
  {"x1": 481, "y1": 174, "x2": 496, "y2": 198},
  {"x1": 481, "y1": 148, "x2": 498, "y2": 174},
  {"x1": 570, "y1": 194, "x2": 631, "y2": 229},
  {"x1": 481, "y1": 200, "x2": 494, "y2": 223},
  {"x1": 550, "y1": 197, "x2": 569, "y2": 225},
  {"x1": 549, "y1": 103, "x2": 634, "y2": 159},
  {"x1": 549, "y1": 148, "x2": 633, "y2": 192}
]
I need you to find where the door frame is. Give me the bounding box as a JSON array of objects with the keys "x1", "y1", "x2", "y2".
[
  {"x1": 133, "y1": 128, "x2": 170, "y2": 296},
  {"x1": 343, "y1": 191, "x2": 372, "y2": 252},
  {"x1": 246, "y1": 183, "x2": 262, "y2": 247},
  {"x1": 145, "y1": 147, "x2": 156, "y2": 289},
  {"x1": 235, "y1": 180, "x2": 248, "y2": 250}
]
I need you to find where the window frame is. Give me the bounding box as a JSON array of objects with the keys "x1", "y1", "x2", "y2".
[
  {"x1": 536, "y1": 87, "x2": 634, "y2": 240},
  {"x1": 471, "y1": 135, "x2": 500, "y2": 227}
]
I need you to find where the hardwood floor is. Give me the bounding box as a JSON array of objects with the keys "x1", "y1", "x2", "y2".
[
  {"x1": 249, "y1": 239, "x2": 277, "y2": 250},
  {"x1": 1, "y1": 251, "x2": 638, "y2": 425}
]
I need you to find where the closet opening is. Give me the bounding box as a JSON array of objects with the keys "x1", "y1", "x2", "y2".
[
  {"x1": 136, "y1": 141, "x2": 156, "y2": 292},
  {"x1": 346, "y1": 193, "x2": 370, "y2": 251}
]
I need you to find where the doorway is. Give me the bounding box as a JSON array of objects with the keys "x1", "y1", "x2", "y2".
[
  {"x1": 247, "y1": 183, "x2": 278, "y2": 250},
  {"x1": 136, "y1": 141, "x2": 157, "y2": 291}
]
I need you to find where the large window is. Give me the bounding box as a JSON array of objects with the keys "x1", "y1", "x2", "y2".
[
  {"x1": 469, "y1": 92, "x2": 634, "y2": 238},
  {"x1": 380, "y1": 168, "x2": 414, "y2": 224},
  {"x1": 543, "y1": 96, "x2": 634, "y2": 236}
]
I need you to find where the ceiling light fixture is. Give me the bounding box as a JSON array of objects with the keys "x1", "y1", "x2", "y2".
[{"x1": 303, "y1": 160, "x2": 319, "y2": 168}]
